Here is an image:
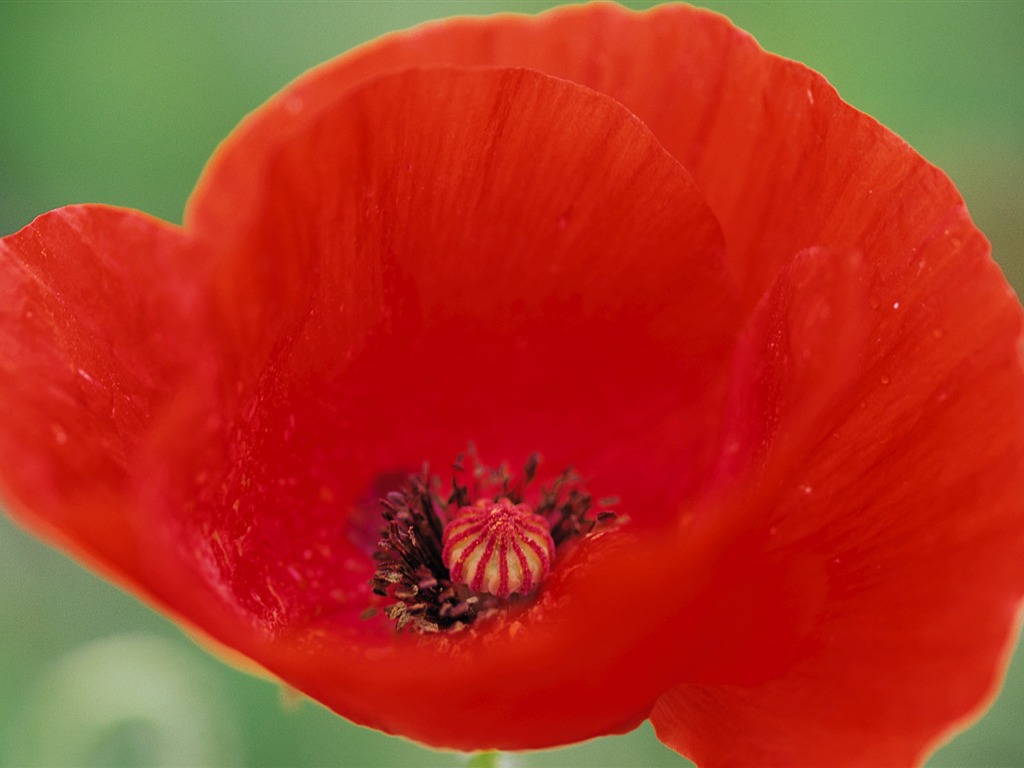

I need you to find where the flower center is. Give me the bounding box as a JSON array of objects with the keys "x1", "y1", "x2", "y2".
[
  {"x1": 443, "y1": 498, "x2": 554, "y2": 598},
  {"x1": 367, "y1": 449, "x2": 616, "y2": 632}
]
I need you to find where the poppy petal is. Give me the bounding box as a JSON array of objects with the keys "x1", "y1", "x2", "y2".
[
  {"x1": 0, "y1": 205, "x2": 203, "y2": 576},
  {"x1": 650, "y1": 210, "x2": 1024, "y2": 765},
  {"x1": 185, "y1": 3, "x2": 740, "y2": 241},
  {"x1": 713, "y1": 246, "x2": 871, "y2": 488},
  {"x1": 187, "y1": 3, "x2": 950, "y2": 310},
  {"x1": 181, "y1": 64, "x2": 736, "y2": 536},
  {"x1": 14, "y1": 69, "x2": 739, "y2": 750}
]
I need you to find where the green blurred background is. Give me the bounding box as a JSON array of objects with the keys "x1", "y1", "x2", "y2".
[{"x1": 0, "y1": 1, "x2": 1021, "y2": 766}]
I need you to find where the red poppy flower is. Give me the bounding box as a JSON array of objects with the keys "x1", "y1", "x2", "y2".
[{"x1": 2, "y1": 3, "x2": 1023, "y2": 765}]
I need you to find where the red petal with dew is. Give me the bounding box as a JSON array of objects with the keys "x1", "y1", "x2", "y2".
[
  {"x1": 179, "y1": 4, "x2": 1024, "y2": 760},
  {"x1": 651, "y1": 208, "x2": 1024, "y2": 766},
  {"x1": 189, "y1": 2, "x2": 945, "y2": 311},
  {"x1": 187, "y1": 2, "x2": 1024, "y2": 760},
  {"x1": 0, "y1": 206, "x2": 205, "y2": 580},
  {"x1": 163, "y1": 66, "x2": 754, "y2": 747},
  {"x1": 4, "y1": 67, "x2": 758, "y2": 749}
]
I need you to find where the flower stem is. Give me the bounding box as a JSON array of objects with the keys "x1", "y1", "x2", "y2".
[{"x1": 465, "y1": 751, "x2": 502, "y2": 768}]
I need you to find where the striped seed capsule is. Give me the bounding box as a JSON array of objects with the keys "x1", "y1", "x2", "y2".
[{"x1": 442, "y1": 498, "x2": 555, "y2": 598}]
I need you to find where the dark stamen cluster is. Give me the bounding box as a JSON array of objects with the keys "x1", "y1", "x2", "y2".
[
  {"x1": 369, "y1": 449, "x2": 618, "y2": 633},
  {"x1": 537, "y1": 467, "x2": 619, "y2": 546},
  {"x1": 369, "y1": 469, "x2": 487, "y2": 632}
]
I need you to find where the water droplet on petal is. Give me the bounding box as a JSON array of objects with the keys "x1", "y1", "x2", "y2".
[{"x1": 51, "y1": 424, "x2": 68, "y2": 445}]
